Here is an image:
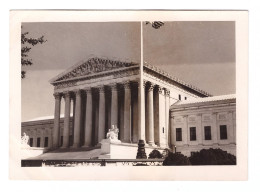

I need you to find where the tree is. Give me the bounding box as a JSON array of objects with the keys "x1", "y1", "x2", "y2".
[
  {"x1": 21, "y1": 29, "x2": 47, "y2": 78},
  {"x1": 189, "y1": 148, "x2": 236, "y2": 165},
  {"x1": 148, "y1": 149, "x2": 163, "y2": 159},
  {"x1": 163, "y1": 152, "x2": 191, "y2": 166}
]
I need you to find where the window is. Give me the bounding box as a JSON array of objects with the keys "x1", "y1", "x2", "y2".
[
  {"x1": 190, "y1": 127, "x2": 196, "y2": 141},
  {"x1": 204, "y1": 126, "x2": 212, "y2": 140},
  {"x1": 29, "y1": 138, "x2": 33, "y2": 147},
  {"x1": 179, "y1": 94, "x2": 181, "y2": 100},
  {"x1": 37, "y1": 137, "x2": 41, "y2": 147},
  {"x1": 176, "y1": 128, "x2": 182, "y2": 141},
  {"x1": 220, "y1": 125, "x2": 227, "y2": 140},
  {"x1": 185, "y1": 97, "x2": 187, "y2": 100},
  {"x1": 163, "y1": 127, "x2": 164, "y2": 133},
  {"x1": 44, "y1": 137, "x2": 48, "y2": 147}
]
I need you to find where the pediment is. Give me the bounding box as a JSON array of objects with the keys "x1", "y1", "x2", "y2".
[{"x1": 50, "y1": 57, "x2": 138, "y2": 83}]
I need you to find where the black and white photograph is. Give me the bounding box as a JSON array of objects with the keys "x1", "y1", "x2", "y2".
[{"x1": 10, "y1": 11, "x2": 248, "y2": 180}]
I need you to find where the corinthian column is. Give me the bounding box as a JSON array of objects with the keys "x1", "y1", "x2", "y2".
[
  {"x1": 52, "y1": 92, "x2": 61, "y2": 148},
  {"x1": 147, "y1": 83, "x2": 155, "y2": 146},
  {"x1": 83, "y1": 88, "x2": 93, "y2": 147},
  {"x1": 111, "y1": 84, "x2": 118, "y2": 127},
  {"x1": 61, "y1": 91, "x2": 71, "y2": 148},
  {"x1": 98, "y1": 86, "x2": 106, "y2": 143},
  {"x1": 138, "y1": 80, "x2": 146, "y2": 141},
  {"x1": 123, "y1": 81, "x2": 131, "y2": 143},
  {"x1": 72, "y1": 90, "x2": 82, "y2": 148}
]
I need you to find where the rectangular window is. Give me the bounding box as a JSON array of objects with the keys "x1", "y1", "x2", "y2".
[
  {"x1": 185, "y1": 97, "x2": 187, "y2": 100},
  {"x1": 176, "y1": 128, "x2": 182, "y2": 141},
  {"x1": 179, "y1": 94, "x2": 181, "y2": 100},
  {"x1": 44, "y1": 137, "x2": 48, "y2": 147},
  {"x1": 220, "y1": 125, "x2": 228, "y2": 140},
  {"x1": 204, "y1": 126, "x2": 212, "y2": 140},
  {"x1": 190, "y1": 127, "x2": 196, "y2": 141},
  {"x1": 29, "y1": 138, "x2": 33, "y2": 147},
  {"x1": 37, "y1": 137, "x2": 41, "y2": 147}
]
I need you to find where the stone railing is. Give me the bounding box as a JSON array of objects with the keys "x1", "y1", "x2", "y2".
[{"x1": 21, "y1": 159, "x2": 164, "y2": 167}]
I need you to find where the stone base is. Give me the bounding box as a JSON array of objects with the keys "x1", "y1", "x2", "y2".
[
  {"x1": 21, "y1": 147, "x2": 47, "y2": 159},
  {"x1": 98, "y1": 139, "x2": 164, "y2": 159}
]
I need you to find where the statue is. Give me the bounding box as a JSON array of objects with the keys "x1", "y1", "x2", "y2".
[
  {"x1": 21, "y1": 132, "x2": 30, "y2": 148},
  {"x1": 106, "y1": 125, "x2": 119, "y2": 140}
]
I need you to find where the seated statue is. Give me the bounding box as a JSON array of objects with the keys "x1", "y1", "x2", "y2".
[
  {"x1": 21, "y1": 132, "x2": 30, "y2": 148},
  {"x1": 106, "y1": 125, "x2": 119, "y2": 140}
]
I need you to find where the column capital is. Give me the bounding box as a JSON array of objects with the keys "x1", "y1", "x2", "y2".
[
  {"x1": 123, "y1": 81, "x2": 131, "y2": 89},
  {"x1": 83, "y1": 87, "x2": 92, "y2": 94},
  {"x1": 110, "y1": 83, "x2": 118, "y2": 91},
  {"x1": 74, "y1": 89, "x2": 82, "y2": 97},
  {"x1": 97, "y1": 86, "x2": 105, "y2": 93},
  {"x1": 158, "y1": 86, "x2": 164, "y2": 94},
  {"x1": 165, "y1": 89, "x2": 170, "y2": 96},
  {"x1": 147, "y1": 83, "x2": 155, "y2": 91},
  {"x1": 143, "y1": 80, "x2": 148, "y2": 88},
  {"x1": 53, "y1": 92, "x2": 62, "y2": 99},
  {"x1": 63, "y1": 91, "x2": 71, "y2": 98}
]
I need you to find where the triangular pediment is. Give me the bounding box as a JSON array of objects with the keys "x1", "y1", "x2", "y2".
[{"x1": 50, "y1": 57, "x2": 138, "y2": 83}]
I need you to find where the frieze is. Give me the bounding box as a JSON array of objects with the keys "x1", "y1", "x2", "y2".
[{"x1": 54, "y1": 67, "x2": 139, "y2": 90}]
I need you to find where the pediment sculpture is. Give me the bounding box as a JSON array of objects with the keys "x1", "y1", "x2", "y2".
[{"x1": 55, "y1": 57, "x2": 137, "y2": 82}]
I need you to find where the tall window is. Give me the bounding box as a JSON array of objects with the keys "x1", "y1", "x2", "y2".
[
  {"x1": 37, "y1": 137, "x2": 41, "y2": 147},
  {"x1": 220, "y1": 125, "x2": 228, "y2": 140},
  {"x1": 204, "y1": 126, "x2": 212, "y2": 140},
  {"x1": 44, "y1": 137, "x2": 48, "y2": 147},
  {"x1": 29, "y1": 138, "x2": 33, "y2": 147},
  {"x1": 190, "y1": 127, "x2": 196, "y2": 141},
  {"x1": 176, "y1": 128, "x2": 182, "y2": 141},
  {"x1": 179, "y1": 94, "x2": 181, "y2": 100}
]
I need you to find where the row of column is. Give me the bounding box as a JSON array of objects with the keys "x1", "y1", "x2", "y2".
[{"x1": 52, "y1": 80, "x2": 170, "y2": 149}]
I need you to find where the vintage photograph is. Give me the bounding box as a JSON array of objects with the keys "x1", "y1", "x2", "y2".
[
  {"x1": 21, "y1": 20, "x2": 236, "y2": 166},
  {"x1": 9, "y1": 11, "x2": 248, "y2": 180}
]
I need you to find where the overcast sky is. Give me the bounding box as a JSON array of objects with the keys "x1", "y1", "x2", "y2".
[{"x1": 22, "y1": 21, "x2": 235, "y2": 121}]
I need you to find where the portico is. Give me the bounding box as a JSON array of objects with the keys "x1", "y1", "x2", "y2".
[{"x1": 49, "y1": 57, "x2": 210, "y2": 150}]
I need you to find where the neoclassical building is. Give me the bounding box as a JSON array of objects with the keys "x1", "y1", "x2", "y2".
[{"x1": 21, "y1": 57, "x2": 236, "y2": 158}]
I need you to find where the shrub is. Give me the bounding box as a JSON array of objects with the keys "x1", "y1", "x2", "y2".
[
  {"x1": 189, "y1": 148, "x2": 236, "y2": 165},
  {"x1": 163, "y1": 152, "x2": 191, "y2": 166},
  {"x1": 148, "y1": 149, "x2": 163, "y2": 159}
]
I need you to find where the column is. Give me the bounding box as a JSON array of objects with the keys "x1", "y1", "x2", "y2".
[
  {"x1": 147, "y1": 83, "x2": 155, "y2": 146},
  {"x1": 212, "y1": 112, "x2": 218, "y2": 144},
  {"x1": 123, "y1": 81, "x2": 131, "y2": 142},
  {"x1": 165, "y1": 89, "x2": 170, "y2": 147},
  {"x1": 83, "y1": 88, "x2": 93, "y2": 147},
  {"x1": 197, "y1": 113, "x2": 203, "y2": 145},
  {"x1": 132, "y1": 82, "x2": 138, "y2": 143},
  {"x1": 228, "y1": 111, "x2": 235, "y2": 144},
  {"x1": 98, "y1": 86, "x2": 106, "y2": 143},
  {"x1": 72, "y1": 90, "x2": 82, "y2": 148},
  {"x1": 52, "y1": 92, "x2": 61, "y2": 148},
  {"x1": 111, "y1": 84, "x2": 118, "y2": 127},
  {"x1": 183, "y1": 115, "x2": 188, "y2": 146},
  {"x1": 61, "y1": 91, "x2": 71, "y2": 148},
  {"x1": 138, "y1": 80, "x2": 146, "y2": 141}
]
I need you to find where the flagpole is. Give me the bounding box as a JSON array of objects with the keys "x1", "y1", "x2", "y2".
[{"x1": 138, "y1": 21, "x2": 145, "y2": 142}]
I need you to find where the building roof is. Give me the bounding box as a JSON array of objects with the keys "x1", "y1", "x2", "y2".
[
  {"x1": 26, "y1": 113, "x2": 73, "y2": 122},
  {"x1": 172, "y1": 94, "x2": 236, "y2": 107},
  {"x1": 144, "y1": 63, "x2": 212, "y2": 97}
]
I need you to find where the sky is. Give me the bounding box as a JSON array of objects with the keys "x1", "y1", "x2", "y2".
[{"x1": 21, "y1": 22, "x2": 235, "y2": 121}]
